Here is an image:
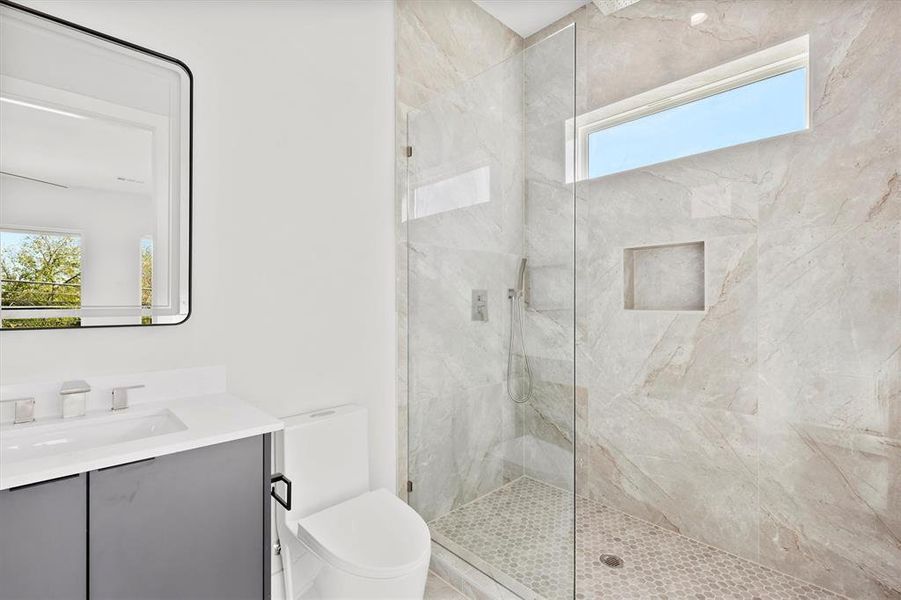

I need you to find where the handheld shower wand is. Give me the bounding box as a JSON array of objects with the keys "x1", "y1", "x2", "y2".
[
  {"x1": 506, "y1": 258, "x2": 533, "y2": 404},
  {"x1": 515, "y1": 257, "x2": 527, "y2": 297}
]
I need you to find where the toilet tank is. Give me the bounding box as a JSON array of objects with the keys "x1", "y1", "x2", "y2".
[{"x1": 278, "y1": 404, "x2": 370, "y2": 519}]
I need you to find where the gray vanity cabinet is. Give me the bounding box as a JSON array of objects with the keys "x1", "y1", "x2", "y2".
[
  {"x1": 0, "y1": 473, "x2": 88, "y2": 600},
  {"x1": 89, "y1": 435, "x2": 270, "y2": 600}
]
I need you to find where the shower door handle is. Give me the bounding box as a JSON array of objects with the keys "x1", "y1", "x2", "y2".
[{"x1": 270, "y1": 473, "x2": 292, "y2": 510}]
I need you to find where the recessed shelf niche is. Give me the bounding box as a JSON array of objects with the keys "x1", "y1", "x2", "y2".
[{"x1": 623, "y1": 241, "x2": 705, "y2": 311}]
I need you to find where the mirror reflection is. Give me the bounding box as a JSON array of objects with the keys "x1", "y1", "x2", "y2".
[{"x1": 0, "y1": 3, "x2": 191, "y2": 329}]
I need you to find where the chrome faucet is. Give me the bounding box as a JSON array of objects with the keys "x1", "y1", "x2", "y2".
[{"x1": 111, "y1": 385, "x2": 144, "y2": 411}]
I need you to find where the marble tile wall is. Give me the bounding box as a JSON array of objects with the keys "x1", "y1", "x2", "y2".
[
  {"x1": 522, "y1": 1, "x2": 900, "y2": 597},
  {"x1": 395, "y1": 0, "x2": 522, "y2": 506}
]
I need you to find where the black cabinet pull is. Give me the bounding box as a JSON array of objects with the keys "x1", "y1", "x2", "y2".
[{"x1": 270, "y1": 473, "x2": 291, "y2": 511}]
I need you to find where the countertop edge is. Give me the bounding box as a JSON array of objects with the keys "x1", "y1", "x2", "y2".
[{"x1": 0, "y1": 395, "x2": 284, "y2": 491}]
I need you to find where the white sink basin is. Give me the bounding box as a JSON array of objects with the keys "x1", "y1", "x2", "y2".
[{"x1": 0, "y1": 408, "x2": 187, "y2": 464}]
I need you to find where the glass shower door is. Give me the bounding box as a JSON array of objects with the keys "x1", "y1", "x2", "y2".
[{"x1": 406, "y1": 25, "x2": 576, "y2": 600}]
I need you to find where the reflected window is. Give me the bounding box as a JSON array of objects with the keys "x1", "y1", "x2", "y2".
[
  {"x1": 0, "y1": 229, "x2": 81, "y2": 328},
  {"x1": 140, "y1": 236, "x2": 152, "y2": 324},
  {"x1": 412, "y1": 165, "x2": 490, "y2": 220}
]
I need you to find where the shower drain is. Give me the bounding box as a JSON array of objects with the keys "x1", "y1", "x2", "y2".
[{"x1": 599, "y1": 554, "x2": 624, "y2": 568}]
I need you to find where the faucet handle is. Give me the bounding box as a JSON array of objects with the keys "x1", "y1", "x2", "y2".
[
  {"x1": 1, "y1": 397, "x2": 36, "y2": 424},
  {"x1": 111, "y1": 385, "x2": 144, "y2": 411},
  {"x1": 60, "y1": 380, "x2": 91, "y2": 395}
]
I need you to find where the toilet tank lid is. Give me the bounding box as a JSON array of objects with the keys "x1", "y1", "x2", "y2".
[{"x1": 282, "y1": 404, "x2": 364, "y2": 429}]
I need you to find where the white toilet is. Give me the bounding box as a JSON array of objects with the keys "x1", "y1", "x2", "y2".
[{"x1": 275, "y1": 405, "x2": 430, "y2": 599}]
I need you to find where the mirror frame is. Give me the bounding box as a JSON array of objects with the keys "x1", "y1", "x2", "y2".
[{"x1": 0, "y1": 0, "x2": 192, "y2": 331}]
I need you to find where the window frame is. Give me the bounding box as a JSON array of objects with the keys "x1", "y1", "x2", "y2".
[{"x1": 567, "y1": 35, "x2": 810, "y2": 183}]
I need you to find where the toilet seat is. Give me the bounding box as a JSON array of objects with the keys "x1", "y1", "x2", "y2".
[{"x1": 290, "y1": 488, "x2": 431, "y2": 580}]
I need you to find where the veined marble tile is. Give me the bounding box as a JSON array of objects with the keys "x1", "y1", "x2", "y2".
[
  {"x1": 579, "y1": 2, "x2": 760, "y2": 113},
  {"x1": 583, "y1": 140, "x2": 766, "y2": 245},
  {"x1": 409, "y1": 382, "x2": 522, "y2": 521},
  {"x1": 408, "y1": 242, "x2": 526, "y2": 520},
  {"x1": 524, "y1": 381, "x2": 576, "y2": 448},
  {"x1": 524, "y1": 25, "x2": 576, "y2": 134},
  {"x1": 407, "y1": 55, "x2": 524, "y2": 257},
  {"x1": 523, "y1": 433, "x2": 574, "y2": 492},
  {"x1": 758, "y1": 221, "x2": 901, "y2": 435},
  {"x1": 525, "y1": 119, "x2": 573, "y2": 188},
  {"x1": 578, "y1": 232, "x2": 758, "y2": 415},
  {"x1": 756, "y1": 1, "x2": 901, "y2": 231},
  {"x1": 396, "y1": 0, "x2": 521, "y2": 111},
  {"x1": 524, "y1": 353, "x2": 574, "y2": 388},
  {"x1": 525, "y1": 178, "x2": 574, "y2": 268},
  {"x1": 525, "y1": 263, "x2": 572, "y2": 312},
  {"x1": 758, "y1": 421, "x2": 901, "y2": 598},
  {"x1": 577, "y1": 0, "x2": 900, "y2": 230},
  {"x1": 409, "y1": 389, "x2": 459, "y2": 522},
  {"x1": 523, "y1": 379, "x2": 576, "y2": 490},
  {"x1": 450, "y1": 383, "x2": 522, "y2": 504},
  {"x1": 408, "y1": 243, "x2": 522, "y2": 398},
  {"x1": 584, "y1": 394, "x2": 759, "y2": 561},
  {"x1": 522, "y1": 308, "x2": 574, "y2": 370}
]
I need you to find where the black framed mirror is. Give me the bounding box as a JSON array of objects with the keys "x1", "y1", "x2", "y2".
[{"x1": 0, "y1": 1, "x2": 191, "y2": 330}]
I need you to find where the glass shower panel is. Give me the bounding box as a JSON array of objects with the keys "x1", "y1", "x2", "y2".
[{"x1": 407, "y1": 25, "x2": 576, "y2": 599}]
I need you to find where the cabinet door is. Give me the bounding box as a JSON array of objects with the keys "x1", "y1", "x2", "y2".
[
  {"x1": 89, "y1": 436, "x2": 267, "y2": 600},
  {"x1": 0, "y1": 473, "x2": 87, "y2": 600}
]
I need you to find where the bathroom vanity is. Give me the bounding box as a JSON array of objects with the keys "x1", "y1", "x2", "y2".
[{"x1": 0, "y1": 393, "x2": 283, "y2": 600}]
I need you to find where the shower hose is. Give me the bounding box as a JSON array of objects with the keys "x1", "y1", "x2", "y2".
[{"x1": 506, "y1": 290, "x2": 533, "y2": 404}]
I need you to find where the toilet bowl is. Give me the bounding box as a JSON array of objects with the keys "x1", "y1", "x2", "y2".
[{"x1": 275, "y1": 405, "x2": 430, "y2": 599}]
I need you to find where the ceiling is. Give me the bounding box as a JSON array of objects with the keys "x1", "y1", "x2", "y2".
[
  {"x1": 472, "y1": 0, "x2": 589, "y2": 38},
  {"x1": 0, "y1": 99, "x2": 153, "y2": 194}
]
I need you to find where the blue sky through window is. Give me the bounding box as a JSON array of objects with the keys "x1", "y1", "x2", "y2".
[
  {"x1": 588, "y1": 68, "x2": 807, "y2": 179},
  {"x1": 1, "y1": 230, "x2": 81, "y2": 257}
]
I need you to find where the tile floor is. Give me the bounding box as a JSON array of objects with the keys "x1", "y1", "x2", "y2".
[{"x1": 429, "y1": 477, "x2": 846, "y2": 600}]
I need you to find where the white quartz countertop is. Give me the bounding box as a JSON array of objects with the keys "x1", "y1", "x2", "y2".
[{"x1": 0, "y1": 393, "x2": 283, "y2": 490}]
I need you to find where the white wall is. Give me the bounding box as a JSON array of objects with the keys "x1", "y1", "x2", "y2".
[{"x1": 0, "y1": 1, "x2": 396, "y2": 491}]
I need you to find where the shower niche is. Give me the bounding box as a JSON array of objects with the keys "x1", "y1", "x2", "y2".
[{"x1": 623, "y1": 241, "x2": 705, "y2": 311}]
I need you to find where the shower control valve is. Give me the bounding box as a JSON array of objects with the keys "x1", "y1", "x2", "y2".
[{"x1": 472, "y1": 289, "x2": 489, "y2": 322}]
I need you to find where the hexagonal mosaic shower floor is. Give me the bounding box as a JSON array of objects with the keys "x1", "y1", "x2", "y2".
[{"x1": 429, "y1": 477, "x2": 845, "y2": 600}]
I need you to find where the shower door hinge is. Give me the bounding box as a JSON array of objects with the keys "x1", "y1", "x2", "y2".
[
  {"x1": 406, "y1": 146, "x2": 413, "y2": 158},
  {"x1": 407, "y1": 480, "x2": 413, "y2": 493}
]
